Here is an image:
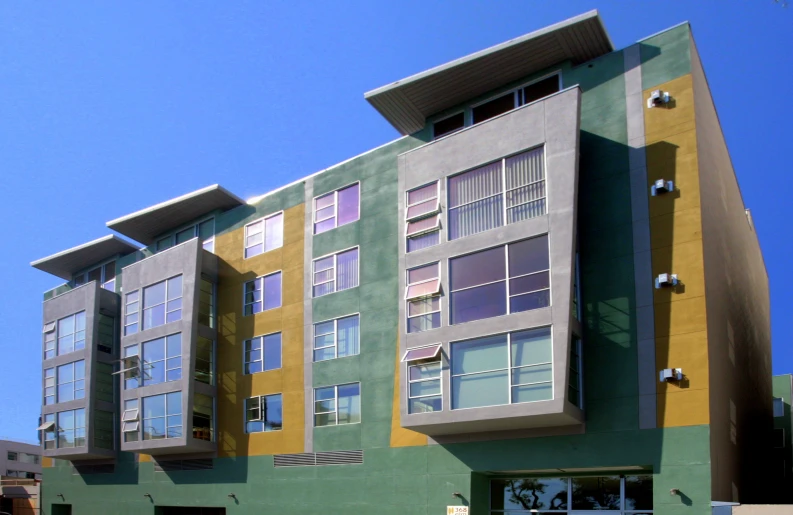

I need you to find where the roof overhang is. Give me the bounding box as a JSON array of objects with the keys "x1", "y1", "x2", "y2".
[
  {"x1": 31, "y1": 235, "x2": 139, "y2": 280},
  {"x1": 364, "y1": 10, "x2": 613, "y2": 135},
  {"x1": 106, "y1": 184, "x2": 244, "y2": 245}
]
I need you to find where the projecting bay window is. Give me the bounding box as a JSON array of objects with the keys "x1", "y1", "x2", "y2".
[
  {"x1": 449, "y1": 235, "x2": 550, "y2": 325},
  {"x1": 406, "y1": 182, "x2": 441, "y2": 253},
  {"x1": 57, "y1": 408, "x2": 86, "y2": 448},
  {"x1": 244, "y1": 212, "x2": 284, "y2": 258},
  {"x1": 451, "y1": 327, "x2": 552, "y2": 409},
  {"x1": 142, "y1": 275, "x2": 183, "y2": 330},
  {"x1": 243, "y1": 272, "x2": 282, "y2": 315},
  {"x1": 314, "y1": 183, "x2": 360, "y2": 234},
  {"x1": 471, "y1": 73, "x2": 560, "y2": 125},
  {"x1": 53, "y1": 311, "x2": 86, "y2": 356},
  {"x1": 314, "y1": 383, "x2": 361, "y2": 427},
  {"x1": 245, "y1": 394, "x2": 283, "y2": 433},
  {"x1": 406, "y1": 263, "x2": 441, "y2": 333},
  {"x1": 56, "y1": 360, "x2": 85, "y2": 402},
  {"x1": 244, "y1": 333, "x2": 282, "y2": 374},
  {"x1": 142, "y1": 333, "x2": 183, "y2": 385},
  {"x1": 447, "y1": 147, "x2": 546, "y2": 241},
  {"x1": 402, "y1": 345, "x2": 443, "y2": 414},
  {"x1": 313, "y1": 314, "x2": 360, "y2": 362},
  {"x1": 312, "y1": 248, "x2": 359, "y2": 297},
  {"x1": 142, "y1": 391, "x2": 182, "y2": 440}
]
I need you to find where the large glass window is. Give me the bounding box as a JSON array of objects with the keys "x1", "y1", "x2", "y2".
[
  {"x1": 312, "y1": 248, "x2": 359, "y2": 297},
  {"x1": 406, "y1": 182, "x2": 441, "y2": 253},
  {"x1": 472, "y1": 74, "x2": 560, "y2": 125},
  {"x1": 449, "y1": 235, "x2": 550, "y2": 325},
  {"x1": 406, "y1": 263, "x2": 441, "y2": 333},
  {"x1": 195, "y1": 336, "x2": 215, "y2": 385},
  {"x1": 142, "y1": 391, "x2": 182, "y2": 440},
  {"x1": 124, "y1": 290, "x2": 140, "y2": 335},
  {"x1": 243, "y1": 272, "x2": 282, "y2": 315},
  {"x1": 314, "y1": 383, "x2": 361, "y2": 427},
  {"x1": 490, "y1": 475, "x2": 652, "y2": 514},
  {"x1": 73, "y1": 260, "x2": 116, "y2": 291},
  {"x1": 56, "y1": 311, "x2": 86, "y2": 356},
  {"x1": 314, "y1": 183, "x2": 360, "y2": 234},
  {"x1": 193, "y1": 393, "x2": 214, "y2": 442},
  {"x1": 56, "y1": 360, "x2": 85, "y2": 402},
  {"x1": 245, "y1": 212, "x2": 284, "y2": 258},
  {"x1": 448, "y1": 147, "x2": 546, "y2": 240},
  {"x1": 198, "y1": 276, "x2": 215, "y2": 328},
  {"x1": 313, "y1": 314, "x2": 360, "y2": 362},
  {"x1": 57, "y1": 408, "x2": 86, "y2": 448},
  {"x1": 451, "y1": 327, "x2": 552, "y2": 409},
  {"x1": 141, "y1": 333, "x2": 182, "y2": 385},
  {"x1": 245, "y1": 394, "x2": 283, "y2": 433},
  {"x1": 244, "y1": 333, "x2": 282, "y2": 374},
  {"x1": 408, "y1": 359, "x2": 442, "y2": 414},
  {"x1": 142, "y1": 275, "x2": 182, "y2": 330}
]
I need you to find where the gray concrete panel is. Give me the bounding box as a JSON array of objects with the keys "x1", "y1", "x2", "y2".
[{"x1": 302, "y1": 178, "x2": 315, "y2": 453}]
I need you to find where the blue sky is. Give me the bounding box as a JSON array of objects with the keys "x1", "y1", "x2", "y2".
[{"x1": 0, "y1": 1, "x2": 790, "y2": 441}]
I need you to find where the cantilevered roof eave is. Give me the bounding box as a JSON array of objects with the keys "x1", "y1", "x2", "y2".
[
  {"x1": 106, "y1": 184, "x2": 245, "y2": 245},
  {"x1": 364, "y1": 10, "x2": 613, "y2": 135},
  {"x1": 31, "y1": 235, "x2": 140, "y2": 280}
]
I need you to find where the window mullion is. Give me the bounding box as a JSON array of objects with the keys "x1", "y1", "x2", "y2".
[
  {"x1": 334, "y1": 319, "x2": 338, "y2": 359},
  {"x1": 507, "y1": 333, "x2": 513, "y2": 405},
  {"x1": 501, "y1": 158, "x2": 508, "y2": 227},
  {"x1": 334, "y1": 386, "x2": 339, "y2": 425},
  {"x1": 505, "y1": 244, "x2": 511, "y2": 312}
]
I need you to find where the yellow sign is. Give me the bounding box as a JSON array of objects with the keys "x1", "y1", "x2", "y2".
[{"x1": 447, "y1": 507, "x2": 468, "y2": 515}]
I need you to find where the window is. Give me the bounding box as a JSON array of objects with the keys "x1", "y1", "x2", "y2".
[
  {"x1": 96, "y1": 314, "x2": 115, "y2": 353},
  {"x1": 121, "y1": 346, "x2": 141, "y2": 389},
  {"x1": 7, "y1": 451, "x2": 17, "y2": 461},
  {"x1": 313, "y1": 314, "x2": 360, "y2": 362},
  {"x1": 448, "y1": 147, "x2": 546, "y2": 240},
  {"x1": 140, "y1": 333, "x2": 182, "y2": 385},
  {"x1": 56, "y1": 360, "x2": 85, "y2": 402},
  {"x1": 472, "y1": 73, "x2": 560, "y2": 125},
  {"x1": 41, "y1": 414, "x2": 56, "y2": 449},
  {"x1": 314, "y1": 383, "x2": 361, "y2": 427},
  {"x1": 244, "y1": 333, "x2": 282, "y2": 374},
  {"x1": 94, "y1": 410, "x2": 114, "y2": 450},
  {"x1": 195, "y1": 336, "x2": 215, "y2": 385},
  {"x1": 406, "y1": 182, "x2": 441, "y2": 253},
  {"x1": 73, "y1": 261, "x2": 117, "y2": 291},
  {"x1": 142, "y1": 391, "x2": 182, "y2": 440},
  {"x1": 406, "y1": 263, "x2": 441, "y2": 333},
  {"x1": 142, "y1": 275, "x2": 183, "y2": 330},
  {"x1": 95, "y1": 362, "x2": 114, "y2": 403},
  {"x1": 43, "y1": 322, "x2": 56, "y2": 359},
  {"x1": 406, "y1": 353, "x2": 442, "y2": 414},
  {"x1": 56, "y1": 311, "x2": 86, "y2": 356},
  {"x1": 198, "y1": 277, "x2": 215, "y2": 328},
  {"x1": 244, "y1": 212, "x2": 284, "y2": 258},
  {"x1": 193, "y1": 393, "x2": 214, "y2": 442},
  {"x1": 57, "y1": 408, "x2": 86, "y2": 448},
  {"x1": 451, "y1": 327, "x2": 552, "y2": 409},
  {"x1": 245, "y1": 394, "x2": 283, "y2": 433},
  {"x1": 18, "y1": 453, "x2": 39, "y2": 465},
  {"x1": 433, "y1": 112, "x2": 465, "y2": 139},
  {"x1": 490, "y1": 474, "x2": 652, "y2": 513},
  {"x1": 569, "y1": 337, "x2": 582, "y2": 408},
  {"x1": 243, "y1": 272, "x2": 282, "y2": 315},
  {"x1": 156, "y1": 218, "x2": 215, "y2": 253},
  {"x1": 122, "y1": 399, "x2": 139, "y2": 442},
  {"x1": 312, "y1": 248, "x2": 359, "y2": 297},
  {"x1": 314, "y1": 183, "x2": 360, "y2": 234},
  {"x1": 124, "y1": 291, "x2": 140, "y2": 335},
  {"x1": 449, "y1": 235, "x2": 550, "y2": 325},
  {"x1": 774, "y1": 397, "x2": 785, "y2": 418},
  {"x1": 44, "y1": 368, "x2": 55, "y2": 405},
  {"x1": 573, "y1": 252, "x2": 581, "y2": 321}
]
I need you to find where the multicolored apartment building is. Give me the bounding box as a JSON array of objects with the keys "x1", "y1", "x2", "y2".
[{"x1": 30, "y1": 11, "x2": 772, "y2": 515}]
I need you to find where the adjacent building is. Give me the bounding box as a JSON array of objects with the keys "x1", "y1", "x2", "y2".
[
  {"x1": 30, "y1": 11, "x2": 773, "y2": 515},
  {"x1": 772, "y1": 374, "x2": 793, "y2": 502},
  {"x1": 0, "y1": 439, "x2": 41, "y2": 515}
]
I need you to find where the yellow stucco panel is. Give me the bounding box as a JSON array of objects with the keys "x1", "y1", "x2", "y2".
[
  {"x1": 213, "y1": 203, "x2": 305, "y2": 458},
  {"x1": 389, "y1": 331, "x2": 428, "y2": 448},
  {"x1": 645, "y1": 73, "x2": 710, "y2": 428},
  {"x1": 651, "y1": 239, "x2": 706, "y2": 304}
]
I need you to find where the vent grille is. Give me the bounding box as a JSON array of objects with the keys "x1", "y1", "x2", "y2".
[
  {"x1": 154, "y1": 459, "x2": 214, "y2": 472},
  {"x1": 274, "y1": 450, "x2": 363, "y2": 468},
  {"x1": 72, "y1": 464, "x2": 115, "y2": 475}
]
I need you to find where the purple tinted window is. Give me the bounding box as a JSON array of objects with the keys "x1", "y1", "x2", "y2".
[
  {"x1": 449, "y1": 247, "x2": 505, "y2": 291},
  {"x1": 337, "y1": 184, "x2": 360, "y2": 227},
  {"x1": 510, "y1": 290, "x2": 550, "y2": 313},
  {"x1": 508, "y1": 235, "x2": 549, "y2": 276},
  {"x1": 263, "y1": 273, "x2": 282, "y2": 310},
  {"x1": 263, "y1": 333, "x2": 282, "y2": 371},
  {"x1": 451, "y1": 282, "x2": 507, "y2": 324},
  {"x1": 336, "y1": 249, "x2": 359, "y2": 291},
  {"x1": 408, "y1": 263, "x2": 438, "y2": 284},
  {"x1": 509, "y1": 271, "x2": 550, "y2": 295},
  {"x1": 407, "y1": 231, "x2": 440, "y2": 253},
  {"x1": 407, "y1": 312, "x2": 441, "y2": 333}
]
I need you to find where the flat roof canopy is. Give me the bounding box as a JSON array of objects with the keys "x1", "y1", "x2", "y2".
[
  {"x1": 31, "y1": 235, "x2": 139, "y2": 280},
  {"x1": 106, "y1": 184, "x2": 244, "y2": 245},
  {"x1": 364, "y1": 10, "x2": 613, "y2": 135}
]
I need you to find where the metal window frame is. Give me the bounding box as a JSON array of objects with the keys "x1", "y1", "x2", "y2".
[
  {"x1": 243, "y1": 331, "x2": 283, "y2": 374},
  {"x1": 140, "y1": 274, "x2": 183, "y2": 331},
  {"x1": 312, "y1": 246, "x2": 360, "y2": 298},
  {"x1": 312, "y1": 313, "x2": 361, "y2": 362},
  {"x1": 154, "y1": 216, "x2": 215, "y2": 254},
  {"x1": 243, "y1": 210, "x2": 285, "y2": 259},
  {"x1": 55, "y1": 359, "x2": 85, "y2": 403},
  {"x1": 312, "y1": 181, "x2": 361, "y2": 234},
  {"x1": 469, "y1": 70, "x2": 562, "y2": 121},
  {"x1": 244, "y1": 393, "x2": 283, "y2": 434},
  {"x1": 431, "y1": 111, "x2": 466, "y2": 140},
  {"x1": 313, "y1": 382, "x2": 361, "y2": 427},
  {"x1": 242, "y1": 270, "x2": 283, "y2": 316},
  {"x1": 141, "y1": 392, "x2": 182, "y2": 441},
  {"x1": 405, "y1": 181, "x2": 441, "y2": 222},
  {"x1": 54, "y1": 311, "x2": 87, "y2": 357},
  {"x1": 407, "y1": 358, "x2": 443, "y2": 413},
  {"x1": 137, "y1": 333, "x2": 182, "y2": 386},
  {"x1": 124, "y1": 290, "x2": 140, "y2": 335}
]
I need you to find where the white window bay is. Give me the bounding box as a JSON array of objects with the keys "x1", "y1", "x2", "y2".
[
  {"x1": 312, "y1": 247, "x2": 359, "y2": 297},
  {"x1": 406, "y1": 262, "x2": 441, "y2": 333},
  {"x1": 313, "y1": 314, "x2": 360, "y2": 361},
  {"x1": 244, "y1": 212, "x2": 284, "y2": 259},
  {"x1": 406, "y1": 181, "x2": 441, "y2": 253}
]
